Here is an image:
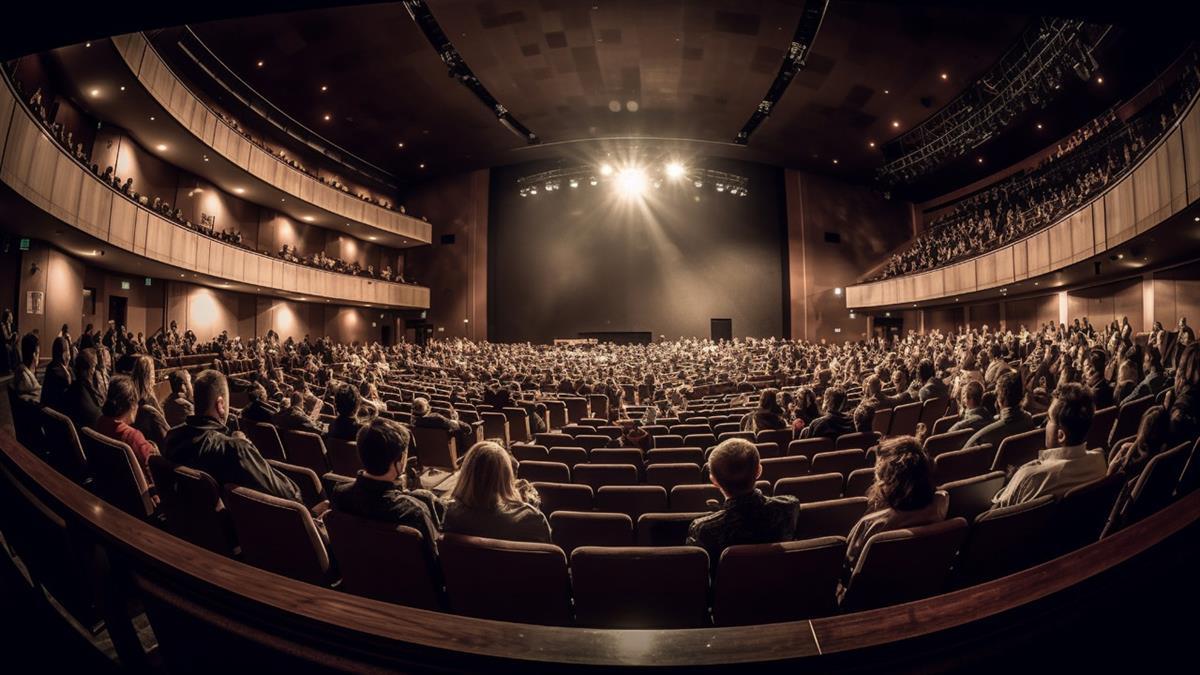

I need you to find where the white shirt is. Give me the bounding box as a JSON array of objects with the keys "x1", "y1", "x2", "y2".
[{"x1": 992, "y1": 444, "x2": 1107, "y2": 508}]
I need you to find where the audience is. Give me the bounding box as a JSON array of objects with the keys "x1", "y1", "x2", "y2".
[
  {"x1": 799, "y1": 386, "x2": 854, "y2": 440},
  {"x1": 163, "y1": 370, "x2": 195, "y2": 427},
  {"x1": 326, "y1": 384, "x2": 371, "y2": 441},
  {"x1": 95, "y1": 375, "x2": 160, "y2": 479},
  {"x1": 949, "y1": 380, "x2": 989, "y2": 433},
  {"x1": 442, "y1": 441, "x2": 551, "y2": 544},
  {"x1": 40, "y1": 336, "x2": 73, "y2": 410},
  {"x1": 965, "y1": 371, "x2": 1038, "y2": 450},
  {"x1": 11, "y1": 333, "x2": 41, "y2": 404},
  {"x1": 412, "y1": 397, "x2": 476, "y2": 452}
]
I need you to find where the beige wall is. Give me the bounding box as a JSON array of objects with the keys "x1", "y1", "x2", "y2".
[{"x1": 16, "y1": 242, "x2": 85, "y2": 349}]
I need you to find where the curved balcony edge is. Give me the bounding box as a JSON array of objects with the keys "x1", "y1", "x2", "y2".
[
  {"x1": 847, "y1": 93, "x2": 1200, "y2": 310},
  {"x1": 0, "y1": 78, "x2": 430, "y2": 310},
  {"x1": 109, "y1": 32, "x2": 433, "y2": 246}
]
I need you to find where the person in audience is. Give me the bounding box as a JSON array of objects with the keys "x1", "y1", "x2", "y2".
[
  {"x1": 1084, "y1": 348, "x2": 1115, "y2": 410},
  {"x1": 240, "y1": 382, "x2": 278, "y2": 423},
  {"x1": 965, "y1": 371, "x2": 1038, "y2": 450},
  {"x1": 1166, "y1": 342, "x2": 1200, "y2": 445},
  {"x1": 327, "y1": 384, "x2": 368, "y2": 441},
  {"x1": 799, "y1": 386, "x2": 854, "y2": 440},
  {"x1": 61, "y1": 348, "x2": 105, "y2": 428},
  {"x1": 442, "y1": 441, "x2": 550, "y2": 543},
  {"x1": 790, "y1": 386, "x2": 821, "y2": 432},
  {"x1": 130, "y1": 355, "x2": 170, "y2": 445},
  {"x1": 0, "y1": 309, "x2": 16, "y2": 373},
  {"x1": 11, "y1": 333, "x2": 41, "y2": 404},
  {"x1": 163, "y1": 369, "x2": 301, "y2": 502},
  {"x1": 330, "y1": 417, "x2": 442, "y2": 552},
  {"x1": 272, "y1": 390, "x2": 327, "y2": 435},
  {"x1": 162, "y1": 370, "x2": 194, "y2": 427},
  {"x1": 992, "y1": 383, "x2": 1106, "y2": 508},
  {"x1": 844, "y1": 436, "x2": 947, "y2": 573},
  {"x1": 949, "y1": 380, "x2": 989, "y2": 433},
  {"x1": 746, "y1": 388, "x2": 789, "y2": 432},
  {"x1": 880, "y1": 370, "x2": 911, "y2": 409},
  {"x1": 686, "y1": 438, "x2": 799, "y2": 565},
  {"x1": 95, "y1": 375, "x2": 159, "y2": 478},
  {"x1": 1108, "y1": 406, "x2": 1170, "y2": 479},
  {"x1": 40, "y1": 336, "x2": 73, "y2": 410},
  {"x1": 412, "y1": 396, "x2": 475, "y2": 450},
  {"x1": 917, "y1": 359, "x2": 949, "y2": 402},
  {"x1": 1122, "y1": 347, "x2": 1167, "y2": 405},
  {"x1": 852, "y1": 401, "x2": 877, "y2": 435}
]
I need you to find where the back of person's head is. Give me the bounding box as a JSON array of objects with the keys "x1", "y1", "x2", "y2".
[
  {"x1": 823, "y1": 386, "x2": 846, "y2": 415},
  {"x1": 1145, "y1": 346, "x2": 1163, "y2": 373},
  {"x1": 101, "y1": 375, "x2": 138, "y2": 419},
  {"x1": 996, "y1": 370, "x2": 1024, "y2": 410},
  {"x1": 852, "y1": 401, "x2": 877, "y2": 433},
  {"x1": 1177, "y1": 343, "x2": 1200, "y2": 392},
  {"x1": 248, "y1": 382, "x2": 268, "y2": 403},
  {"x1": 1048, "y1": 382, "x2": 1095, "y2": 447},
  {"x1": 451, "y1": 441, "x2": 521, "y2": 510},
  {"x1": 289, "y1": 390, "x2": 304, "y2": 408},
  {"x1": 1133, "y1": 406, "x2": 1169, "y2": 455},
  {"x1": 412, "y1": 397, "x2": 431, "y2": 416},
  {"x1": 962, "y1": 380, "x2": 984, "y2": 409},
  {"x1": 20, "y1": 332, "x2": 38, "y2": 367},
  {"x1": 335, "y1": 384, "x2": 360, "y2": 417},
  {"x1": 193, "y1": 369, "x2": 229, "y2": 421},
  {"x1": 758, "y1": 388, "x2": 780, "y2": 413},
  {"x1": 707, "y1": 438, "x2": 761, "y2": 496},
  {"x1": 73, "y1": 347, "x2": 98, "y2": 380},
  {"x1": 868, "y1": 436, "x2": 935, "y2": 512},
  {"x1": 864, "y1": 375, "x2": 881, "y2": 398},
  {"x1": 1085, "y1": 348, "x2": 1107, "y2": 378},
  {"x1": 51, "y1": 336, "x2": 70, "y2": 365},
  {"x1": 168, "y1": 370, "x2": 190, "y2": 397},
  {"x1": 355, "y1": 417, "x2": 410, "y2": 476},
  {"x1": 917, "y1": 359, "x2": 935, "y2": 382},
  {"x1": 130, "y1": 355, "x2": 155, "y2": 402}
]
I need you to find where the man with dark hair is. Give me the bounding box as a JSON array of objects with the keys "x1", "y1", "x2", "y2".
[
  {"x1": 62, "y1": 348, "x2": 105, "y2": 429},
  {"x1": 326, "y1": 384, "x2": 367, "y2": 441},
  {"x1": 163, "y1": 370, "x2": 194, "y2": 427},
  {"x1": 992, "y1": 383, "x2": 1105, "y2": 507},
  {"x1": 163, "y1": 369, "x2": 300, "y2": 502},
  {"x1": 272, "y1": 390, "x2": 326, "y2": 435},
  {"x1": 917, "y1": 359, "x2": 949, "y2": 402},
  {"x1": 799, "y1": 386, "x2": 855, "y2": 440},
  {"x1": 686, "y1": 438, "x2": 799, "y2": 566},
  {"x1": 851, "y1": 401, "x2": 877, "y2": 434},
  {"x1": 329, "y1": 418, "x2": 442, "y2": 552},
  {"x1": 412, "y1": 397, "x2": 475, "y2": 450},
  {"x1": 11, "y1": 332, "x2": 41, "y2": 403},
  {"x1": 241, "y1": 382, "x2": 278, "y2": 423},
  {"x1": 965, "y1": 371, "x2": 1038, "y2": 450},
  {"x1": 1123, "y1": 346, "x2": 1167, "y2": 405},
  {"x1": 949, "y1": 380, "x2": 990, "y2": 433},
  {"x1": 1084, "y1": 348, "x2": 1115, "y2": 410}
]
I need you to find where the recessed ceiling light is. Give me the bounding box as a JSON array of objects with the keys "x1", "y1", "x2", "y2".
[
  {"x1": 368, "y1": 236, "x2": 377, "y2": 241},
  {"x1": 832, "y1": 158, "x2": 839, "y2": 164},
  {"x1": 892, "y1": 120, "x2": 900, "y2": 128},
  {"x1": 156, "y1": 144, "x2": 168, "y2": 151},
  {"x1": 257, "y1": 60, "x2": 264, "y2": 67},
  {"x1": 85, "y1": 42, "x2": 92, "y2": 48},
  {"x1": 320, "y1": 85, "x2": 328, "y2": 92},
  {"x1": 89, "y1": 88, "x2": 100, "y2": 97},
  {"x1": 1036, "y1": 123, "x2": 1043, "y2": 129},
  {"x1": 419, "y1": 163, "x2": 426, "y2": 169},
  {"x1": 1096, "y1": 76, "x2": 1104, "y2": 84},
  {"x1": 1193, "y1": 216, "x2": 1199, "y2": 222},
  {"x1": 397, "y1": 142, "x2": 405, "y2": 148},
  {"x1": 868, "y1": 141, "x2": 876, "y2": 148},
  {"x1": 234, "y1": 187, "x2": 245, "y2": 194},
  {"x1": 323, "y1": 114, "x2": 331, "y2": 121},
  {"x1": 940, "y1": 72, "x2": 948, "y2": 80},
  {"x1": 303, "y1": 216, "x2": 315, "y2": 222},
  {"x1": 977, "y1": 157, "x2": 983, "y2": 163},
  {"x1": 883, "y1": 89, "x2": 890, "y2": 95},
  {"x1": 149, "y1": 116, "x2": 155, "y2": 121},
  {"x1": 119, "y1": 86, "x2": 125, "y2": 91}
]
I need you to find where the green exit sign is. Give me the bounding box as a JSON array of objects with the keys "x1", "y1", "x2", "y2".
[
  {"x1": 18, "y1": 238, "x2": 30, "y2": 251},
  {"x1": 145, "y1": 277, "x2": 153, "y2": 286},
  {"x1": 121, "y1": 281, "x2": 131, "y2": 290}
]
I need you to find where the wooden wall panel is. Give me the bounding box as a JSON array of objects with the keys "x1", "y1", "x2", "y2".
[
  {"x1": 1183, "y1": 101, "x2": 1200, "y2": 203},
  {"x1": 1105, "y1": 180, "x2": 1137, "y2": 245}
]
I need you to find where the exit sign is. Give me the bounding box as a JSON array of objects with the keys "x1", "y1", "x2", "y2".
[
  {"x1": 145, "y1": 277, "x2": 153, "y2": 286},
  {"x1": 18, "y1": 238, "x2": 30, "y2": 251},
  {"x1": 121, "y1": 281, "x2": 131, "y2": 290}
]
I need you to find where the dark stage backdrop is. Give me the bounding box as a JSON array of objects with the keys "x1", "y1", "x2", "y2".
[{"x1": 489, "y1": 157, "x2": 786, "y2": 343}]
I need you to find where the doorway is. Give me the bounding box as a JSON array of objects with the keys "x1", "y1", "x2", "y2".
[
  {"x1": 380, "y1": 324, "x2": 393, "y2": 347},
  {"x1": 108, "y1": 295, "x2": 128, "y2": 330},
  {"x1": 873, "y1": 316, "x2": 903, "y2": 341}
]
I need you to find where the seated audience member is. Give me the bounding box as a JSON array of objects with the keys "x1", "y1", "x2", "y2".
[
  {"x1": 747, "y1": 388, "x2": 789, "y2": 432},
  {"x1": 412, "y1": 397, "x2": 475, "y2": 450},
  {"x1": 686, "y1": 438, "x2": 800, "y2": 565},
  {"x1": 163, "y1": 370, "x2": 301, "y2": 502},
  {"x1": 948, "y1": 380, "x2": 990, "y2": 433},
  {"x1": 95, "y1": 375, "x2": 159, "y2": 478},
  {"x1": 241, "y1": 383, "x2": 278, "y2": 423},
  {"x1": 1084, "y1": 348, "x2": 1115, "y2": 410},
  {"x1": 799, "y1": 386, "x2": 855, "y2": 440},
  {"x1": 11, "y1": 333, "x2": 41, "y2": 404},
  {"x1": 964, "y1": 371, "x2": 1038, "y2": 450},
  {"x1": 62, "y1": 348, "x2": 105, "y2": 429},
  {"x1": 482, "y1": 380, "x2": 514, "y2": 410},
  {"x1": 40, "y1": 336, "x2": 73, "y2": 410},
  {"x1": 790, "y1": 386, "x2": 821, "y2": 431},
  {"x1": 442, "y1": 441, "x2": 551, "y2": 543},
  {"x1": 330, "y1": 418, "x2": 443, "y2": 550},
  {"x1": 162, "y1": 370, "x2": 195, "y2": 426},
  {"x1": 327, "y1": 384, "x2": 369, "y2": 441},
  {"x1": 880, "y1": 370, "x2": 911, "y2": 409},
  {"x1": 844, "y1": 436, "x2": 948, "y2": 572},
  {"x1": 1122, "y1": 347, "x2": 1167, "y2": 405},
  {"x1": 852, "y1": 401, "x2": 877, "y2": 434},
  {"x1": 272, "y1": 391, "x2": 327, "y2": 435},
  {"x1": 130, "y1": 355, "x2": 170, "y2": 446},
  {"x1": 1167, "y1": 343, "x2": 1200, "y2": 445},
  {"x1": 917, "y1": 359, "x2": 949, "y2": 402},
  {"x1": 992, "y1": 383, "x2": 1106, "y2": 508},
  {"x1": 1108, "y1": 406, "x2": 1170, "y2": 479}
]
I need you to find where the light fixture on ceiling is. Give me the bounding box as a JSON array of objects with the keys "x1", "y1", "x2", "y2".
[
  {"x1": 568, "y1": 178, "x2": 579, "y2": 188},
  {"x1": 89, "y1": 88, "x2": 100, "y2": 97},
  {"x1": 599, "y1": 163, "x2": 614, "y2": 177},
  {"x1": 368, "y1": 236, "x2": 377, "y2": 241},
  {"x1": 303, "y1": 216, "x2": 315, "y2": 222},
  {"x1": 892, "y1": 120, "x2": 900, "y2": 128},
  {"x1": 397, "y1": 142, "x2": 405, "y2": 148},
  {"x1": 234, "y1": 187, "x2": 245, "y2": 194},
  {"x1": 323, "y1": 114, "x2": 331, "y2": 121},
  {"x1": 615, "y1": 167, "x2": 647, "y2": 198},
  {"x1": 665, "y1": 162, "x2": 685, "y2": 179},
  {"x1": 868, "y1": 141, "x2": 876, "y2": 148},
  {"x1": 419, "y1": 163, "x2": 426, "y2": 169},
  {"x1": 1036, "y1": 122, "x2": 1044, "y2": 129},
  {"x1": 256, "y1": 60, "x2": 264, "y2": 67},
  {"x1": 940, "y1": 72, "x2": 949, "y2": 80},
  {"x1": 156, "y1": 144, "x2": 168, "y2": 152},
  {"x1": 832, "y1": 158, "x2": 839, "y2": 165},
  {"x1": 85, "y1": 42, "x2": 92, "y2": 48},
  {"x1": 119, "y1": 86, "x2": 125, "y2": 91},
  {"x1": 320, "y1": 85, "x2": 328, "y2": 92}
]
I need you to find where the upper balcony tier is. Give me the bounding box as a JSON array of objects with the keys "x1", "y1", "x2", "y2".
[
  {"x1": 847, "y1": 87, "x2": 1200, "y2": 311},
  {"x1": 0, "y1": 75, "x2": 430, "y2": 310},
  {"x1": 50, "y1": 33, "x2": 431, "y2": 250}
]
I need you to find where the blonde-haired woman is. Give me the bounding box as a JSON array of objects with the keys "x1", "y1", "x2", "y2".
[{"x1": 442, "y1": 442, "x2": 551, "y2": 543}]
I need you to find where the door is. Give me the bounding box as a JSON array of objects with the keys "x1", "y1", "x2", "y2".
[
  {"x1": 710, "y1": 318, "x2": 732, "y2": 342},
  {"x1": 108, "y1": 295, "x2": 128, "y2": 330},
  {"x1": 873, "y1": 316, "x2": 903, "y2": 341},
  {"x1": 380, "y1": 324, "x2": 393, "y2": 347}
]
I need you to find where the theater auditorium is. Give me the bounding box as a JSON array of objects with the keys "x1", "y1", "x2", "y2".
[{"x1": 0, "y1": 2, "x2": 1198, "y2": 672}]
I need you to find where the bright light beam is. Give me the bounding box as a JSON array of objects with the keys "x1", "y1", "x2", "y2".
[
  {"x1": 615, "y1": 167, "x2": 647, "y2": 198},
  {"x1": 665, "y1": 162, "x2": 686, "y2": 179}
]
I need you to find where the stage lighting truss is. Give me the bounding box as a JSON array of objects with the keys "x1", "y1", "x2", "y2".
[
  {"x1": 876, "y1": 18, "x2": 1110, "y2": 186},
  {"x1": 516, "y1": 163, "x2": 749, "y2": 198}
]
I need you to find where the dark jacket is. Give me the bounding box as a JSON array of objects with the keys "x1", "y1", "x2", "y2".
[
  {"x1": 949, "y1": 406, "x2": 991, "y2": 433},
  {"x1": 686, "y1": 490, "x2": 800, "y2": 566},
  {"x1": 800, "y1": 411, "x2": 856, "y2": 440},
  {"x1": 442, "y1": 500, "x2": 551, "y2": 544},
  {"x1": 331, "y1": 474, "x2": 443, "y2": 554},
  {"x1": 163, "y1": 415, "x2": 301, "y2": 502},
  {"x1": 163, "y1": 394, "x2": 194, "y2": 428},
  {"x1": 61, "y1": 378, "x2": 104, "y2": 429},
  {"x1": 918, "y1": 378, "x2": 950, "y2": 403},
  {"x1": 965, "y1": 407, "x2": 1039, "y2": 451},
  {"x1": 326, "y1": 415, "x2": 365, "y2": 442},
  {"x1": 40, "y1": 362, "x2": 73, "y2": 410},
  {"x1": 1122, "y1": 370, "x2": 1168, "y2": 406},
  {"x1": 241, "y1": 399, "x2": 278, "y2": 424},
  {"x1": 1089, "y1": 375, "x2": 1115, "y2": 411},
  {"x1": 272, "y1": 405, "x2": 326, "y2": 435}
]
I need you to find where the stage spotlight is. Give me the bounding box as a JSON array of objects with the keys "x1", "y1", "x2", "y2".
[
  {"x1": 716, "y1": 183, "x2": 726, "y2": 192},
  {"x1": 569, "y1": 178, "x2": 579, "y2": 188},
  {"x1": 589, "y1": 176, "x2": 598, "y2": 186},
  {"x1": 665, "y1": 162, "x2": 686, "y2": 179},
  {"x1": 519, "y1": 188, "x2": 528, "y2": 197},
  {"x1": 529, "y1": 186, "x2": 538, "y2": 195},
  {"x1": 615, "y1": 167, "x2": 647, "y2": 197},
  {"x1": 694, "y1": 179, "x2": 703, "y2": 188},
  {"x1": 599, "y1": 163, "x2": 614, "y2": 176}
]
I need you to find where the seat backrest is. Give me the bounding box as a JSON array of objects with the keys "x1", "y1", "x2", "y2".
[
  {"x1": 888, "y1": 401, "x2": 924, "y2": 436},
  {"x1": 755, "y1": 428, "x2": 794, "y2": 448},
  {"x1": 923, "y1": 428, "x2": 974, "y2": 458},
  {"x1": 517, "y1": 460, "x2": 571, "y2": 484},
  {"x1": 843, "y1": 467, "x2": 876, "y2": 498},
  {"x1": 535, "y1": 432, "x2": 572, "y2": 448},
  {"x1": 543, "y1": 400, "x2": 568, "y2": 429},
  {"x1": 773, "y1": 473, "x2": 843, "y2": 504},
  {"x1": 717, "y1": 431, "x2": 755, "y2": 443},
  {"x1": 788, "y1": 437, "x2": 834, "y2": 457},
  {"x1": 636, "y1": 512, "x2": 706, "y2": 546},
  {"x1": 669, "y1": 484, "x2": 723, "y2": 512},
  {"x1": 955, "y1": 495, "x2": 1057, "y2": 587},
  {"x1": 574, "y1": 434, "x2": 611, "y2": 452},
  {"x1": 712, "y1": 422, "x2": 741, "y2": 435},
  {"x1": 173, "y1": 464, "x2": 238, "y2": 556},
  {"x1": 871, "y1": 408, "x2": 892, "y2": 435},
  {"x1": 835, "y1": 431, "x2": 878, "y2": 451},
  {"x1": 549, "y1": 511, "x2": 634, "y2": 554},
  {"x1": 562, "y1": 424, "x2": 597, "y2": 437},
  {"x1": 480, "y1": 412, "x2": 510, "y2": 446},
  {"x1": 502, "y1": 407, "x2": 532, "y2": 443},
  {"x1": 991, "y1": 428, "x2": 1045, "y2": 474},
  {"x1": 810, "y1": 449, "x2": 869, "y2": 476},
  {"x1": 794, "y1": 496, "x2": 870, "y2": 539},
  {"x1": 759, "y1": 456, "x2": 812, "y2": 485},
  {"x1": 325, "y1": 438, "x2": 363, "y2": 476},
  {"x1": 411, "y1": 426, "x2": 459, "y2": 471},
  {"x1": 439, "y1": 534, "x2": 571, "y2": 625},
  {"x1": 919, "y1": 397, "x2": 950, "y2": 430},
  {"x1": 223, "y1": 485, "x2": 331, "y2": 585},
  {"x1": 571, "y1": 546, "x2": 710, "y2": 628},
  {"x1": 281, "y1": 430, "x2": 330, "y2": 476},
  {"x1": 1178, "y1": 438, "x2": 1200, "y2": 497},
  {"x1": 511, "y1": 443, "x2": 549, "y2": 463},
  {"x1": 79, "y1": 428, "x2": 155, "y2": 518},
  {"x1": 713, "y1": 537, "x2": 847, "y2": 626},
  {"x1": 590, "y1": 448, "x2": 645, "y2": 473},
  {"x1": 930, "y1": 414, "x2": 961, "y2": 436},
  {"x1": 587, "y1": 394, "x2": 610, "y2": 420},
  {"x1": 266, "y1": 459, "x2": 326, "y2": 509},
  {"x1": 1110, "y1": 397, "x2": 1155, "y2": 449},
  {"x1": 652, "y1": 434, "x2": 685, "y2": 449},
  {"x1": 594, "y1": 485, "x2": 669, "y2": 521},
  {"x1": 840, "y1": 518, "x2": 968, "y2": 612},
  {"x1": 324, "y1": 510, "x2": 440, "y2": 609},
  {"x1": 646, "y1": 447, "x2": 705, "y2": 466},
  {"x1": 683, "y1": 433, "x2": 718, "y2": 449},
  {"x1": 645, "y1": 463, "x2": 703, "y2": 491},
  {"x1": 573, "y1": 463, "x2": 639, "y2": 489},
  {"x1": 531, "y1": 481, "x2": 594, "y2": 515},
  {"x1": 1084, "y1": 406, "x2": 1118, "y2": 453},
  {"x1": 41, "y1": 407, "x2": 88, "y2": 482},
  {"x1": 933, "y1": 444, "x2": 994, "y2": 485},
  {"x1": 1116, "y1": 443, "x2": 1190, "y2": 527},
  {"x1": 595, "y1": 425, "x2": 623, "y2": 440},
  {"x1": 245, "y1": 422, "x2": 286, "y2": 461},
  {"x1": 547, "y1": 446, "x2": 589, "y2": 468},
  {"x1": 941, "y1": 471, "x2": 1006, "y2": 522},
  {"x1": 562, "y1": 397, "x2": 589, "y2": 423}
]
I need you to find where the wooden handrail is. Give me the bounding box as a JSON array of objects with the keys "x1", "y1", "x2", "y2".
[{"x1": 1, "y1": 425, "x2": 1197, "y2": 667}]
